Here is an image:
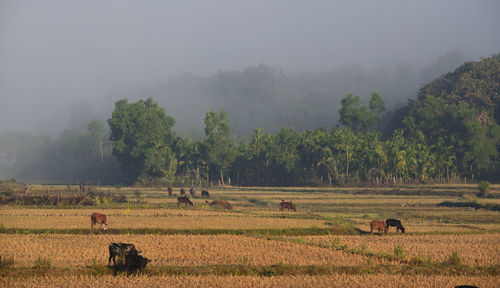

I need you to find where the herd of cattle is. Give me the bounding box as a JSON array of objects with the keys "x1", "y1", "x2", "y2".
[{"x1": 88, "y1": 188, "x2": 407, "y2": 276}]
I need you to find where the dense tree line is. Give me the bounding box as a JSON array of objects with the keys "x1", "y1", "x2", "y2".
[
  {"x1": 1, "y1": 54, "x2": 498, "y2": 186},
  {"x1": 107, "y1": 55, "x2": 500, "y2": 186}
]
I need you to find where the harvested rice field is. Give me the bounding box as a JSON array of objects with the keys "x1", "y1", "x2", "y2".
[{"x1": 1, "y1": 184, "x2": 499, "y2": 287}]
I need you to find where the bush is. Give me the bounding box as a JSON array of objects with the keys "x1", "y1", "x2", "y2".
[
  {"x1": 444, "y1": 251, "x2": 461, "y2": 266},
  {"x1": 478, "y1": 181, "x2": 490, "y2": 197},
  {"x1": 394, "y1": 245, "x2": 406, "y2": 259},
  {"x1": 409, "y1": 255, "x2": 433, "y2": 266}
]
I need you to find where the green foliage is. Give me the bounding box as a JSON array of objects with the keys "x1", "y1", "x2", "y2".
[
  {"x1": 409, "y1": 255, "x2": 433, "y2": 266},
  {"x1": 444, "y1": 251, "x2": 461, "y2": 266},
  {"x1": 478, "y1": 181, "x2": 490, "y2": 197},
  {"x1": 339, "y1": 93, "x2": 380, "y2": 132},
  {"x1": 203, "y1": 109, "x2": 233, "y2": 185},
  {"x1": 1, "y1": 55, "x2": 500, "y2": 186},
  {"x1": 108, "y1": 98, "x2": 177, "y2": 182},
  {"x1": 393, "y1": 245, "x2": 406, "y2": 259}
]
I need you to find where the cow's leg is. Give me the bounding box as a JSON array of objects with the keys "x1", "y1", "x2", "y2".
[{"x1": 108, "y1": 254, "x2": 113, "y2": 267}]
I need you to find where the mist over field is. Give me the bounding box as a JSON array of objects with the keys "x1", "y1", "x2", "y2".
[
  {"x1": 1, "y1": 0, "x2": 499, "y2": 135},
  {"x1": 1, "y1": 1, "x2": 500, "y2": 185}
]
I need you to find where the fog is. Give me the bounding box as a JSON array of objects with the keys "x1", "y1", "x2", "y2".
[{"x1": 1, "y1": 0, "x2": 500, "y2": 135}]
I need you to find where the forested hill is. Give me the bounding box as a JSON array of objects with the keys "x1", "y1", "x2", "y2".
[
  {"x1": 414, "y1": 54, "x2": 500, "y2": 121},
  {"x1": 401, "y1": 54, "x2": 500, "y2": 181}
]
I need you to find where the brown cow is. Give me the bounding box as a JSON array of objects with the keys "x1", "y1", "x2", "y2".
[
  {"x1": 177, "y1": 196, "x2": 193, "y2": 207},
  {"x1": 91, "y1": 212, "x2": 108, "y2": 232},
  {"x1": 280, "y1": 200, "x2": 296, "y2": 211},
  {"x1": 370, "y1": 220, "x2": 387, "y2": 235}
]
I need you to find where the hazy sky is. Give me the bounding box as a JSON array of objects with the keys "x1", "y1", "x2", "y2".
[{"x1": 1, "y1": 0, "x2": 500, "y2": 134}]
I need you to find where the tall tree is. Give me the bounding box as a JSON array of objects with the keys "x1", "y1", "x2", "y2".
[
  {"x1": 108, "y1": 98, "x2": 176, "y2": 182},
  {"x1": 203, "y1": 109, "x2": 233, "y2": 185},
  {"x1": 339, "y1": 93, "x2": 382, "y2": 132}
]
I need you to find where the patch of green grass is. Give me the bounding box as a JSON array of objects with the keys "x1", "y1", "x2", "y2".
[{"x1": 0, "y1": 264, "x2": 498, "y2": 278}]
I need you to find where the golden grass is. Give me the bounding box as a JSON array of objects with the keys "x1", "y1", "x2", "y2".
[
  {"x1": 2, "y1": 185, "x2": 500, "y2": 286},
  {"x1": 0, "y1": 234, "x2": 380, "y2": 267},
  {"x1": 352, "y1": 214, "x2": 500, "y2": 233},
  {"x1": 0, "y1": 208, "x2": 327, "y2": 229},
  {"x1": 293, "y1": 234, "x2": 500, "y2": 266},
  {"x1": 0, "y1": 274, "x2": 497, "y2": 288}
]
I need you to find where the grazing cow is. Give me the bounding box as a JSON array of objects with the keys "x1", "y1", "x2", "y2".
[
  {"x1": 201, "y1": 190, "x2": 210, "y2": 197},
  {"x1": 280, "y1": 200, "x2": 296, "y2": 211},
  {"x1": 108, "y1": 243, "x2": 140, "y2": 267},
  {"x1": 180, "y1": 188, "x2": 186, "y2": 195},
  {"x1": 189, "y1": 187, "x2": 196, "y2": 196},
  {"x1": 177, "y1": 196, "x2": 193, "y2": 206},
  {"x1": 125, "y1": 253, "x2": 151, "y2": 276},
  {"x1": 167, "y1": 186, "x2": 173, "y2": 196},
  {"x1": 386, "y1": 219, "x2": 406, "y2": 233},
  {"x1": 208, "y1": 200, "x2": 233, "y2": 210},
  {"x1": 90, "y1": 212, "x2": 108, "y2": 232},
  {"x1": 370, "y1": 220, "x2": 387, "y2": 235}
]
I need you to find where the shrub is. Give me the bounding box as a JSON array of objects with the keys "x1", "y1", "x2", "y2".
[
  {"x1": 409, "y1": 255, "x2": 433, "y2": 266},
  {"x1": 394, "y1": 245, "x2": 406, "y2": 259},
  {"x1": 444, "y1": 251, "x2": 461, "y2": 266},
  {"x1": 478, "y1": 181, "x2": 490, "y2": 197}
]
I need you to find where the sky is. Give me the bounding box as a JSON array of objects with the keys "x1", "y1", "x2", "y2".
[{"x1": 1, "y1": 0, "x2": 500, "y2": 134}]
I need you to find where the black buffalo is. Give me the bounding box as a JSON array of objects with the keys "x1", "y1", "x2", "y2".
[
  {"x1": 167, "y1": 186, "x2": 173, "y2": 196},
  {"x1": 385, "y1": 219, "x2": 406, "y2": 233},
  {"x1": 189, "y1": 187, "x2": 196, "y2": 196},
  {"x1": 180, "y1": 188, "x2": 186, "y2": 195},
  {"x1": 125, "y1": 253, "x2": 151, "y2": 276},
  {"x1": 108, "y1": 243, "x2": 140, "y2": 267},
  {"x1": 201, "y1": 190, "x2": 210, "y2": 197}
]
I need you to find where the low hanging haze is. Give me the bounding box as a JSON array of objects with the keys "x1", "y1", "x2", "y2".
[{"x1": 1, "y1": 0, "x2": 500, "y2": 135}]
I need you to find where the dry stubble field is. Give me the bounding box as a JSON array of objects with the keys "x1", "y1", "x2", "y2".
[{"x1": 0, "y1": 185, "x2": 499, "y2": 287}]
